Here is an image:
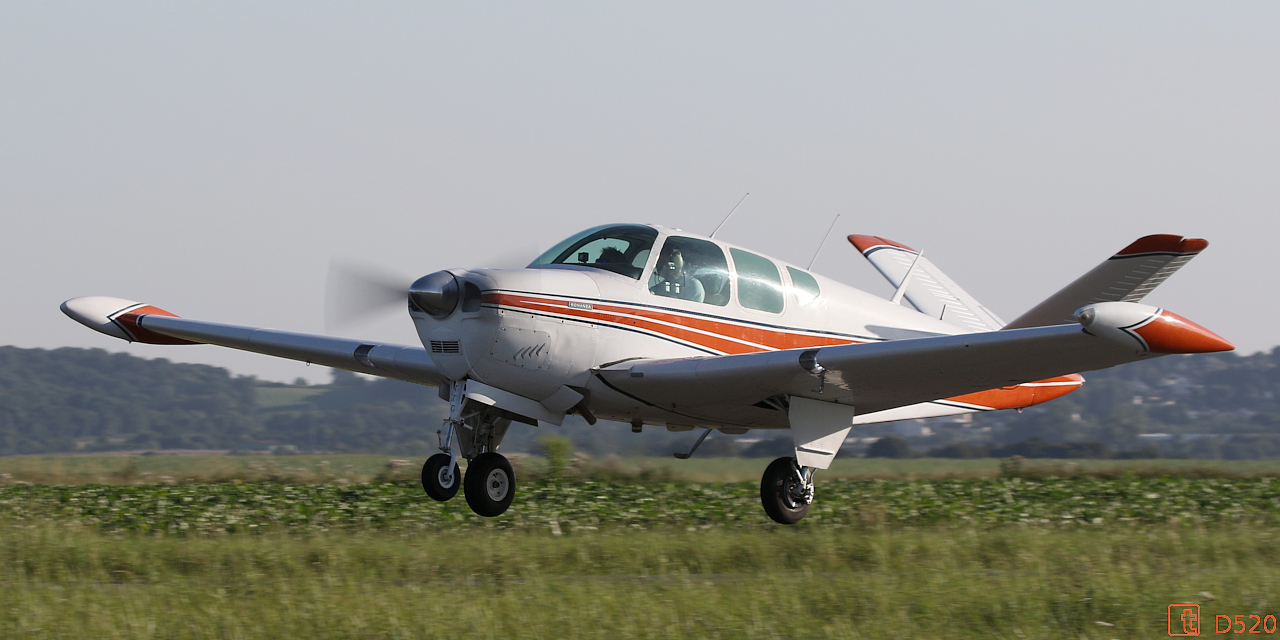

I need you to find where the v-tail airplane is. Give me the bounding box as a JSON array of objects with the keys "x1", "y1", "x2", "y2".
[{"x1": 62, "y1": 225, "x2": 1230, "y2": 523}]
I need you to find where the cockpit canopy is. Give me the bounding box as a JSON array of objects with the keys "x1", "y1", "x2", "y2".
[
  {"x1": 530, "y1": 224, "x2": 824, "y2": 313},
  {"x1": 528, "y1": 224, "x2": 657, "y2": 279}
]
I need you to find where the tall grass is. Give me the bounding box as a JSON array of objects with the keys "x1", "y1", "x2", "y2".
[{"x1": 1, "y1": 524, "x2": 1276, "y2": 638}]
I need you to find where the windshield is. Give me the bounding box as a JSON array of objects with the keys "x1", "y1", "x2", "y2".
[{"x1": 528, "y1": 224, "x2": 658, "y2": 279}]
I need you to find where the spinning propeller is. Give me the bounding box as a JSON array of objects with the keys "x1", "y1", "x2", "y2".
[{"x1": 324, "y1": 245, "x2": 538, "y2": 332}]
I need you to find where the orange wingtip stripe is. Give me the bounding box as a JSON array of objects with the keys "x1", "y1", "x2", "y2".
[
  {"x1": 116, "y1": 305, "x2": 195, "y2": 345},
  {"x1": 847, "y1": 235, "x2": 916, "y2": 254},
  {"x1": 946, "y1": 374, "x2": 1084, "y2": 410},
  {"x1": 1133, "y1": 310, "x2": 1233, "y2": 354},
  {"x1": 1115, "y1": 234, "x2": 1208, "y2": 256}
]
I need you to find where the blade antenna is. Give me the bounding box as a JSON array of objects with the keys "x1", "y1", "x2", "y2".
[
  {"x1": 890, "y1": 250, "x2": 924, "y2": 305},
  {"x1": 710, "y1": 193, "x2": 750, "y2": 239},
  {"x1": 806, "y1": 214, "x2": 842, "y2": 270}
]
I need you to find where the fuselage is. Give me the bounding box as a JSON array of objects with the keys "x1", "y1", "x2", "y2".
[{"x1": 411, "y1": 224, "x2": 1037, "y2": 431}]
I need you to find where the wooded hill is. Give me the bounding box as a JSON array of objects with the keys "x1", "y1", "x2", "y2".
[{"x1": 1, "y1": 345, "x2": 1278, "y2": 457}]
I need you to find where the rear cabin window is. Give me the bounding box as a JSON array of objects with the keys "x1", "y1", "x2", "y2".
[
  {"x1": 786, "y1": 266, "x2": 821, "y2": 306},
  {"x1": 730, "y1": 249, "x2": 785, "y2": 313},
  {"x1": 648, "y1": 237, "x2": 731, "y2": 306}
]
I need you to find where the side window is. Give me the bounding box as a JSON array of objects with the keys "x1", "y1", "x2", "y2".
[
  {"x1": 731, "y1": 249, "x2": 785, "y2": 313},
  {"x1": 648, "y1": 237, "x2": 730, "y2": 306},
  {"x1": 786, "y1": 267, "x2": 821, "y2": 306}
]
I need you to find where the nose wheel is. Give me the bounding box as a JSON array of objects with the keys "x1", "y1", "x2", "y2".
[
  {"x1": 463, "y1": 452, "x2": 516, "y2": 517},
  {"x1": 760, "y1": 457, "x2": 814, "y2": 525},
  {"x1": 421, "y1": 453, "x2": 461, "y2": 501}
]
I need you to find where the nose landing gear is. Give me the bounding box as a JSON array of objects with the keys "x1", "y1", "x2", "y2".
[
  {"x1": 421, "y1": 453, "x2": 461, "y2": 501},
  {"x1": 760, "y1": 457, "x2": 815, "y2": 525}
]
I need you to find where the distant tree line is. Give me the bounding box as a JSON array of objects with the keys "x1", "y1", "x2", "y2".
[
  {"x1": 0, "y1": 347, "x2": 449, "y2": 456},
  {"x1": 2, "y1": 345, "x2": 1280, "y2": 458}
]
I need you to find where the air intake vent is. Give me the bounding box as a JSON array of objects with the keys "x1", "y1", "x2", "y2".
[{"x1": 430, "y1": 340, "x2": 460, "y2": 354}]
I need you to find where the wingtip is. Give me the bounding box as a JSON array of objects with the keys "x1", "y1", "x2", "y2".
[
  {"x1": 1115, "y1": 234, "x2": 1208, "y2": 257},
  {"x1": 847, "y1": 235, "x2": 916, "y2": 254},
  {"x1": 1133, "y1": 310, "x2": 1234, "y2": 354},
  {"x1": 1076, "y1": 302, "x2": 1233, "y2": 355},
  {"x1": 61, "y1": 296, "x2": 189, "y2": 344}
]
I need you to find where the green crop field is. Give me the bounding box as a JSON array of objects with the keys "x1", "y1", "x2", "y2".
[
  {"x1": 4, "y1": 476, "x2": 1280, "y2": 533},
  {"x1": 6, "y1": 453, "x2": 1280, "y2": 485}
]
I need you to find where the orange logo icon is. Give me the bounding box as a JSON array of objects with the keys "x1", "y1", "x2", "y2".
[{"x1": 1169, "y1": 603, "x2": 1200, "y2": 636}]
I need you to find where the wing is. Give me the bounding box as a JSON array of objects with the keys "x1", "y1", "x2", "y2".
[
  {"x1": 61, "y1": 297, "x2": 443, "y2": 386},
  {"x1": 1003, "y1": 234, "x2": 1208, "y2": 330},
  {"x1": 594, "y1": 301, "x2": 1231, "y2": 417},
  {"x1": 847, "y1": 235, "x2": 1005, "y2": 332}
]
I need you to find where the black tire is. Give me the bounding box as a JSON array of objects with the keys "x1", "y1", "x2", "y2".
[
  {"x1": 421, "y1": 453, "x2": 461, "y2": 502},
  {"x1": 760, "y1": 457, "x2": 810, "y2": 525},
  {"x1": 463, "y1": 452, "x2": 516, "y2": 517}
]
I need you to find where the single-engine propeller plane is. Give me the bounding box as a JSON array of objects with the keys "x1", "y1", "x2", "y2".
[{"x1": 62, "y1": 225, "x2": 1232, "y2": 523}]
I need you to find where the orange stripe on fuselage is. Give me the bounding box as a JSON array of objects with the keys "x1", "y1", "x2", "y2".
[
  {"x1": 485, "y1": 293, "x2": 856, "y2": 353},
  {"x1": 485, "y1": 292, "x2": 1084, "y2": 410}
]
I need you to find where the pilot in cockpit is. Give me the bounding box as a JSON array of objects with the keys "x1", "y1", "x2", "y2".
[{"x1": 649, "y1": 247, "x2": 705, "y2": 303}]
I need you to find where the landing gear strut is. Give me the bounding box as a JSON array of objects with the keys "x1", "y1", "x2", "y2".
[{"x1": 760, "y1": 457, "x2": 814, "y2": 525}]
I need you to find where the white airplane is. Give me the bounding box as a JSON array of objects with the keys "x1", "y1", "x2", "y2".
[{"x1": 62, "y1": 225, "x2": 1231, "y2": 523}]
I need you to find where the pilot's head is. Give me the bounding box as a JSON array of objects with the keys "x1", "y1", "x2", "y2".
[
  {"x1": 657, "y1": 248, "x2": 684, "y2": 281},
  {"x1": 597, "y1": 247, "x2": 626, "y2": 264}
]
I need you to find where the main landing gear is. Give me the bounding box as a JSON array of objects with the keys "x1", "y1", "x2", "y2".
[
  {"x1": 760, "y1": 457, "x2": 815, "y2": 525},
  {"x1": 420, "y1": 380, "x2": 518, "y2": 517},
  {"x1": 463, "y1": 452, "x2": 516, "y2": 517}
]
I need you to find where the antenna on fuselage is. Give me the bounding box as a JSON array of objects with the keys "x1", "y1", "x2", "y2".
[
  {"x1": 805, "y1": 214, "x2": 842, "y2": 270},
  {"x1": 709, "y1": 192, "x2": 750, "y2": 239}
]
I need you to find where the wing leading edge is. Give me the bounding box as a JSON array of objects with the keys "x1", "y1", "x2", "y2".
[{"x1": 61, "y1": 296, "x2": 443, "y2": 386}]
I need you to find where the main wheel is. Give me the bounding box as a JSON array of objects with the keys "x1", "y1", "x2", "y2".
[
  {"x1": 421, "y1": 453, "x2": 461, "y2": 501},
  {"x1": 463, "y1": 452, "x2": 516, "y2": 517},
  {"x1": 760, "y1": 457, "x2": 810, "y2": 525}
]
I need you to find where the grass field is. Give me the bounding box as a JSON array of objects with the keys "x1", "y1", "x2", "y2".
[
  {"x1": 4, "y1": 456, "x2": 1280, "y2": 638},
  {"x1": 5, "y1": 453, "x2": 1280, "y2": 484},
  {"x1": 2, "y1": 524, "x2": 1276, "y2": 639}
]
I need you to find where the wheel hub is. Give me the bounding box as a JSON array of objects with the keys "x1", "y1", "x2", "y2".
[
  {"x1": 485, "y1": 469, "x2": 509, "y2": 501},
  {"x1": 437, "y1": 466, "x2": 455, "y2": 488},
  {"x1": 782, "y1": 477, "x2": 808, "y2": 508},
  {"x1": 785, "y1": 463, "x2": 815, "y2": 507}
]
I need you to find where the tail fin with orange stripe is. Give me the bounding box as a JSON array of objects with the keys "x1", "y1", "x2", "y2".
[
  {"x1": 847, "y1": 235, "x2": 1005, "y2": 332},
  {"x1": 1002, "y1": 234, "x2": 1208, "y2": 330}
]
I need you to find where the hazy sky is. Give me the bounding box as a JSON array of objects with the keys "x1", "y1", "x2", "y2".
[{"x1": 3, "y1": 2, "x2": 1277, "y2": 384}]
